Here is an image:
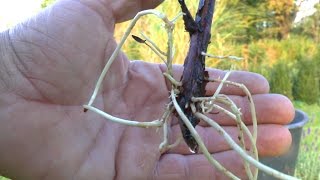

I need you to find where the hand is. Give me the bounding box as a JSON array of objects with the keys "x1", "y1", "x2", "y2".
[{"x1": 0, "y1": 0, "x2": 294, "y2": 179}]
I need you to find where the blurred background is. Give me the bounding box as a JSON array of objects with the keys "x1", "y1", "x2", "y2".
[{"x1": 0, "y1": 0, "x2": 319, "y2": 179}]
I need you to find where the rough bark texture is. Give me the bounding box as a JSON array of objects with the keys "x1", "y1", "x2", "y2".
[{"x1": 177, "y1": 0, "x2": 216, "y2": 153}]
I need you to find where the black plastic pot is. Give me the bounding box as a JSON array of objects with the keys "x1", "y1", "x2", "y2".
[{"x1": 258, "y1": 109, "x2": 309, "y2": 179}]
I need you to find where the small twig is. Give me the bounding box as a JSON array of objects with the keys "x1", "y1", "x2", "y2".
[
  {"x1": 171, "y1": 12, "x2": 184, "y2": 24},
  {"x1": 140, "y1": 33, "x2": 167, "y2": 56},
  {"x1": 202, "y1": 52, "x2": 244, "y2": 61},
  {"x1": 139, "y1": 40, "x2": 168, "y2": 64}
]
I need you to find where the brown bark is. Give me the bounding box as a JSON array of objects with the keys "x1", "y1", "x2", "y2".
[{"x1": 177, "y1": 0, "x2": 216, "y2": 153}]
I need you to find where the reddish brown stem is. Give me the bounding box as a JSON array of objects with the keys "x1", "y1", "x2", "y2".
[{"x1": 177, "y1": 0, "x2": 216, "y2": 153}]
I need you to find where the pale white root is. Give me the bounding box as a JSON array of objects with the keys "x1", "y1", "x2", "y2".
[
  {"x1": 83, "y1": 8, "x2": 300, "y2": 180},
  {"x1": 170, "y1": 90, "x2": 240, "y2": 180},
  {"x1": 195, "y1": 113, "x2": 298, "y2": 180},
  {"x1": 86, "y1": 10, "x2": 173, "y2": 107},
  {"x1": 83, "y1": 105, "x2": 163, "y2": 127}
]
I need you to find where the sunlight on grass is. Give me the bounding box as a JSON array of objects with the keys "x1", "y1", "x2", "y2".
[
  {"x1": 294, "y1": 101, "x2": 320, "y2": 180},
  {"x1": 294, "y1": 101, "x2": 320, "y2": 127}
]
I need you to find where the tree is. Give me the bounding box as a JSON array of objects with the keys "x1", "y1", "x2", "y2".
[
  {"x1": 263, "y1": 0, "x2": 298, "y2": 40},
  {"x1": 293, "y1": 3, "x2": 320, "y2": 43},
  {"x1": 211, "y1": 0, "x2": 268, "y2": 43},
  {"x1": 213, "y1": 0, "x2": 299, "y2": 41}
]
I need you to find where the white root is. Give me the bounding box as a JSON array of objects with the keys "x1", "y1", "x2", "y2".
[
  {"x1": 86, "y1": 10, "x2": 173, "y2": 107},
  {"x1": 83, "y1": 105, "x2": 163, "y2": 127},
  {"x1": 83, "y1": 8, "x2": 300, "y2": 180},
  {"x1": 170, "y1": 90, "x2": 240, "y2": 180},
  {"x1": 195, "y1": 113, "x2": 299, "y2": 180}
]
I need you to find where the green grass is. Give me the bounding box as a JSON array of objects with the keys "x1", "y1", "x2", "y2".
[
  {"x1": 294, "y1": 101, "x2": 320, "y2": 127},
  {"x1": 294, "y1": 101, "x2": 320, "y2": 180}
]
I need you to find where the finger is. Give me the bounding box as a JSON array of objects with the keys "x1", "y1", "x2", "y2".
[
  {"x1": 167, "y1": 124, "x2": 292, "y2": 157},
  {"x1": 109, "y1": 0, "x2": 164, "y2": 22},
  {"x1": 155, "y1": 151, "x2": 253, "y2": 179},
  {"x1": 77, "y1": 0, "x2": 163, "y2": 25},
  {"x1": 170, "y1": 93, "x2": 294, "y2": 126},
  {"x1": 160, "y1": 64, "x2": 269, "y2": 96},
  {"x1": 200, "y1": 94, "x2": 295, "y2": 126},
  {"x1": 205, "y1": 68, "x2": 270, "y2": 95}
]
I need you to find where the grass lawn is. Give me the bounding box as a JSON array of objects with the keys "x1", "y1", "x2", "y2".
[{"x1": 294, "y1": 101, "x2": 320, "y2": 180}]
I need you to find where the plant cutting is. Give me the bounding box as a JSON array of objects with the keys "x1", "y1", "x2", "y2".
[{"x1": 83, "y1": 0, "x2": 299, "y2": 179}]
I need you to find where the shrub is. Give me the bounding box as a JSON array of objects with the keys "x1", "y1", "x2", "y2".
[
  {"x1": 269, "y1": 61, "x2": 294, "y2": 100},
  {"x1": 294, "y1": 59, "x2": 320, "y2": 104}
]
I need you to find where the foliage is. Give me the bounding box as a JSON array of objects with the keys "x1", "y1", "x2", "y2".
[
  {"x1": 269, "y1": 61, "x2": 294, "y2": 100},
  {"x1": 115, "y1": 0, "x2": 269, "y2": 64},
  {"x1": 294, "y1": 101, "x2": 320, "y2": 180},
  {"x1": 265, "y1": 0, "x2": 298, "y2": 40},
  {"x1": 294, "y1": 101, "x2": 320, "y2": 127},
  {"x1": 293, "y1": 3, "x2": 320, "y2": 43},
  {"x1": 295, "y1": 130, "x2": 320, "y2": 180},
  {"x1": 315, "y1": 49, "x2": 320, "y2": 87},
  {"x1": 248, "y1": 35, "x2": 316, "y2": 67},
  {"x1": 294, "y1": 59, "x2": 320, "y2": 104},
  {"x1": 210, "y1": 0, "x2": 298, "y2": 41}
]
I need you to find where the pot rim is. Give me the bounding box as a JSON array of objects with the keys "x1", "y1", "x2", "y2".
[{"x1": 286, "y1": 109, "x2": 309, "y2": 129}]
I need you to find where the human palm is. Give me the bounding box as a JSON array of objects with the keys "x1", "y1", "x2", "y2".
[{"x1": 0, "y1": 0, "x2": 294, "y2": 179}]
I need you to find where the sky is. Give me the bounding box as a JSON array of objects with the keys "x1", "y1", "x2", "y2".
[
  {"x1": 295, "y1": 0, "x2": 319, "y2": 22},
  {"x1": 0, "y1": 0, "x2": 319, "y2": 31},
  {"x1": 0, "y1": 0, "x2": 43, "y2": 31}
]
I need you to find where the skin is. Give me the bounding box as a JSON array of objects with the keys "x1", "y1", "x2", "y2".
[{"x1": 0, "y1": 0, "x2": 295, "y2": 179}]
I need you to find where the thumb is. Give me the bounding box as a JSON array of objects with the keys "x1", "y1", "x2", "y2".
[{"x1": 105, "y1": 0, "x2": 164, "y2": 22}]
